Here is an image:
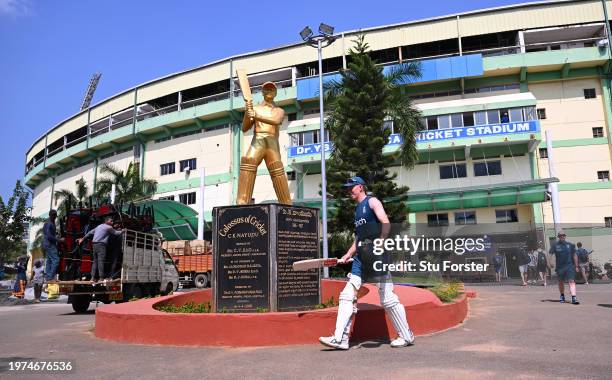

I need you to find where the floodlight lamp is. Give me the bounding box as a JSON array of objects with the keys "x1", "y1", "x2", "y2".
[
  {"x1": 319, "y1": 23, "x2": 334, "y2": 36},
  {"x1": 300, "y1": 26, "x2": 313, "y2": 41}
]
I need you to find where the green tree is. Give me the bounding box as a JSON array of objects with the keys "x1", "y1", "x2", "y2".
[
  {"x1": 0, "y1": 181, "x2": 31, "y2": 265},
  {"x1": 96, "y1": 162, "x2": 157, "y2": 203},
  {"x1": 54, "y1": 177, "x2": 91, "y2": 217},
  {"x1": 324, "y1": 35, "x2": 422, "y2": 244}
]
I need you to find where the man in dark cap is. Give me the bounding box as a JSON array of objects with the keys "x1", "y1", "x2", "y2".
[
  {"x1": 319, "y1": 176, "x2": 414, "y2": 350},
  {"x1": 549, "y1": 231, "x2": 580, "y2": 304}
]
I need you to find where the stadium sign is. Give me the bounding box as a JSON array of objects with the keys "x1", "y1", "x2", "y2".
[{"x1": 288, "y1": 120, "x2": 538, "y2": 158}]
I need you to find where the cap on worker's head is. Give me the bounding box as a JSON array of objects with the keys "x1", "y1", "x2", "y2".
[
  {"x1": 262, "y1": 81, "x2": 277, "y2": 91},
  {"x1": 49, "y1": 209, "x2": 57, "y2": 217},
  {"x1": 557, "y1": 230, "x2": 567, "y2": 237},
  {"x1": 342, "y1": 176, "x2": 366, "y2": 188}
]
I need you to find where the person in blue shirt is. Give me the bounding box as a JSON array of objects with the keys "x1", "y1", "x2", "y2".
[
  {"x1": 575, "y1": 242, "x2": 591, "y2": 285},
  {"x1": 492, "y1": 251, "x2": 504, "y2": 284},
  {"x1": 319, "y1": 176, "x2": 414, "y2": 350},
  {"x1": 549, "y1": 231, "x2": 580, "y2": 304},
  {"x1": 42, "y1": 210, "x2": 63, "y2": 282}
]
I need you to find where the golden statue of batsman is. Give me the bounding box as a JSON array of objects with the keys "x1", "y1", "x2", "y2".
[{"x1": 236, "y1": 69, "x2": 292, "y2": 205}]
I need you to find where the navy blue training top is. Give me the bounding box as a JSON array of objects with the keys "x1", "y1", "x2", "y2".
[{"x1": 351, "y1": 196, "x2": 381, "y2": 277}]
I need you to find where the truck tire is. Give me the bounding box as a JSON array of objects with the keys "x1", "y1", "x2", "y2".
[
  {"x1": 194, "y1": 273, "x2": 208, "y2": 289},
  {"x1": 123, "y1": 283, "x2": 143, "y2": 301},
  {"x1": 163, "y1": 282, "x2": 174, "y2": 295},
  {"x1": 71, "y1": 295, "x2": 91, "y2": 313}
]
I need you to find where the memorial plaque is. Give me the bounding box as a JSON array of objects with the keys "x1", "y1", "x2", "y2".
[
  {"x1": 213, "y1": 205, "x2": 270, "y2": 312},
  {"x1": 275, "y1": 206, "x2": 320, "y2": 311},
  {"x1": 212, "y1": 204, "x2": 321, "y2": 312}
]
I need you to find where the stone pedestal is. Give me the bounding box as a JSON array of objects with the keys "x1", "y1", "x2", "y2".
[{"x1": 212, "y1": 204, "x2": 320, "y2": 312}]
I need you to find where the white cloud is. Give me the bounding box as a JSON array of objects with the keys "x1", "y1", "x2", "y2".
[{"x1": 0, "y1": 0, "x2": 30, "y2": 16}]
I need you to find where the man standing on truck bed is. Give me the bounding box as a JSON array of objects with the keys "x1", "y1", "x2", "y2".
[{"x1": 77, "y1": 216, "x2": 123, "y2": 283}]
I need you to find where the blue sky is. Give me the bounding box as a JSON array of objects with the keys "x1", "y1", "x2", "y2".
[{"x1": 0, "y1": 0, "x2": 528, "y2": 202}]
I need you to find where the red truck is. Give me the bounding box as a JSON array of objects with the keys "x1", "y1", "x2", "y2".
[{"x1": 163, "y1": 240, "x2": 212, "y2": 289}]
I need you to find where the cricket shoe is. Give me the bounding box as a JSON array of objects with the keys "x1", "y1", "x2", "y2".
[
  {"x1": 319, "y1": 336, "x2": 349, "y2": 350},
  {"x1": 391, "y1": 330, "x2": 415, "y2": 348}
]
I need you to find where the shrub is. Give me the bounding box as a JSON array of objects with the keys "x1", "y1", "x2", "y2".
[
  {"x1": 155, "y1": 301, "x2": 212, "y2": 313},
  {"x1": 431, "y1": 281, "x2": 462, "y2": 303}
]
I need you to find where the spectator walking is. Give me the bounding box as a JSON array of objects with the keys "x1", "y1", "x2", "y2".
[
  {"x1": 518, "y1": 247, "x2": 530, "y2": 286},
  {"x1": 535, "y1": 242, "x2": 549, "y2": 286},
  {"x1": 492, "y1": 251, "x2": 504, "y2": 284},
  {"x1": 576, "y1": 242, "x2": 591, "y2": 285},
  {"x1": 527, "y1": 249, "x2": 538, "y2": 285},
  {"x1": 549, "y1": 231, "x2": 580, "y2": 305}
]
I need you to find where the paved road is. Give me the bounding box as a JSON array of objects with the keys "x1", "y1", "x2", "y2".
[{"x1": 1, "y1": 284, "x2": 610, "y2": 380}]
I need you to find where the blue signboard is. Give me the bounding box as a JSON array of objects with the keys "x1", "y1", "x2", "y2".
[{"x1": 288, "y1": 121, "x2": 539, "y2": 158}]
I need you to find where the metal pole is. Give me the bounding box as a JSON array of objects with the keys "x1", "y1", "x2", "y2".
[
  {"x1": 198, "y1": 167, "x2": 205, "y2": 240},
  {"x1": 110, "y1": 184, "x2": 116, "y2": 204},
  {"x1": 317, "y1": 39, "x2": 329, "y2": 278},
  {"x1": 545, "y1": 131, "x2": 561, "y2": 235}
]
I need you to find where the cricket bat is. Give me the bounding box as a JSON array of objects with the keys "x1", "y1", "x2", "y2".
[
  {"x1": 292, "y1": 258, "x2": 353, "y2": 271},
  {"x1": 236, "y1": 68, "x2": 254, "y2": 132}
]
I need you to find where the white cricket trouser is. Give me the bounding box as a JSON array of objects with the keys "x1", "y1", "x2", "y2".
[{"x1": 333, "y1": 274, "x2": 412, "y2": 342}]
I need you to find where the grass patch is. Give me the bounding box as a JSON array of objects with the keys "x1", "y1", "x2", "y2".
[
  {"x1": 314, "y1": 296, "x2": 338, "y2": 309},
  {"x1": 430, "y1": 281, "x2": 462, "y2": 303},
  {"x1": 155, "y1": 301, "x2": 212, "y2": 313}
]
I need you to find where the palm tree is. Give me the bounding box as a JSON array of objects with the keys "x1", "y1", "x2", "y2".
[
  {"x1": 96, "y1": 162, "x2": 157, "y2": 203},
  {"x1": 54, "y1": 177, "x2": 91, "y2": 217}
]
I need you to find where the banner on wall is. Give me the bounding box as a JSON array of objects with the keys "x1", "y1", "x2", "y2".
[{"x1": 288, "y1": 121, "x2": 538, "y2": 158}]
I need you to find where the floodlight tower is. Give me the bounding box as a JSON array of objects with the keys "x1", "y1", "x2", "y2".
[{"x1": 299, "y1": 23, "x2": 336, "y2": 278}]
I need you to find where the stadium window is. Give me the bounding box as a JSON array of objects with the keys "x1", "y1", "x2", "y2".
[
  {"x1": 158, "y1": 195, "x2": 175, "y2": 201},
  {"x1": 303, "y1": 131, "x2": 314, "y2": 145},
  {"x1": 593, "y1": 127, "x2": 604, "y2": 138},
  {"x1": 537, "y1": 108, "x2": 547, "y2": 120},
  {"x1": 437, "y1": 114, "x2": 451, "y2": 129},
  {"x1": 495, "y1": 209, "x2": 518, "y2": 223},
  {"x1": 462, "y1": 112, "x2": 475, "y2": 127},
  {"x1": 450, "y1": 113, "x2": 463, "y2": 128},
  {"x1": 474, "y1": 161, "x2": 502, "y2": 176},
  {"x1": 439, "y1": 163, "x2": 467, "y2": 179},
  {"x1": 486, "y1": 109, "x2": 500, "y2": 124},
  {"x1": 155, "y1": 136, "x2": 172, "y2": 143},
  {"x1": 474, "y1": 111, "x2": 487, "y2": 126},
  {"x1": 288, "y1": 113, "x2": 297, "y2": 122},
  {"x1": 509, "y1": 108, "x2": 523, "y2": 122},
  {"x1": 597, "y1": 170, "x2": 610, "y2": 182},
  {"x1": 426, "y1": 116, "x2": 438, "y2": 130},
  {"x1": 160, "y1": 162, "x2": 175, "y2": 176},
  {"x1": 174, "y1": 129, "x2": 202, "y2": 139},
  {"x1": 427, "y1": 213, "x2": 449, "y2": 227},
  {"x1": 303, "y1": 108, "x2": 320, "y2": 115},
  {"x1": 499, "y1": 108, "x2": 510, "y2": 123},
  {"x1": 583, "y1": 88, "x2": 596, "y2": 99},
  {"x1": 605, "y1": 217, "x2": 612, "y2": 228},
  {"x1": 523, "y1": 106, "x2": 536, "y2": 121},
  {"x1": 179, "y1": 192, "x2": 196, "y2": 205},
  {"x1": 539, "y1": 148, "x2": 548, "y2": 158},
  {"x1": 455, "y1": 211, "x2": 476, "y2": 225},
  {"x1": 179, "y1": 158, "x2": 196, "y2": 172}
]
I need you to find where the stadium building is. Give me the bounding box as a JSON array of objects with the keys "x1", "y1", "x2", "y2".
[{"x1": 24, "y1": 0, "x2": 612, "y2": 276}]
